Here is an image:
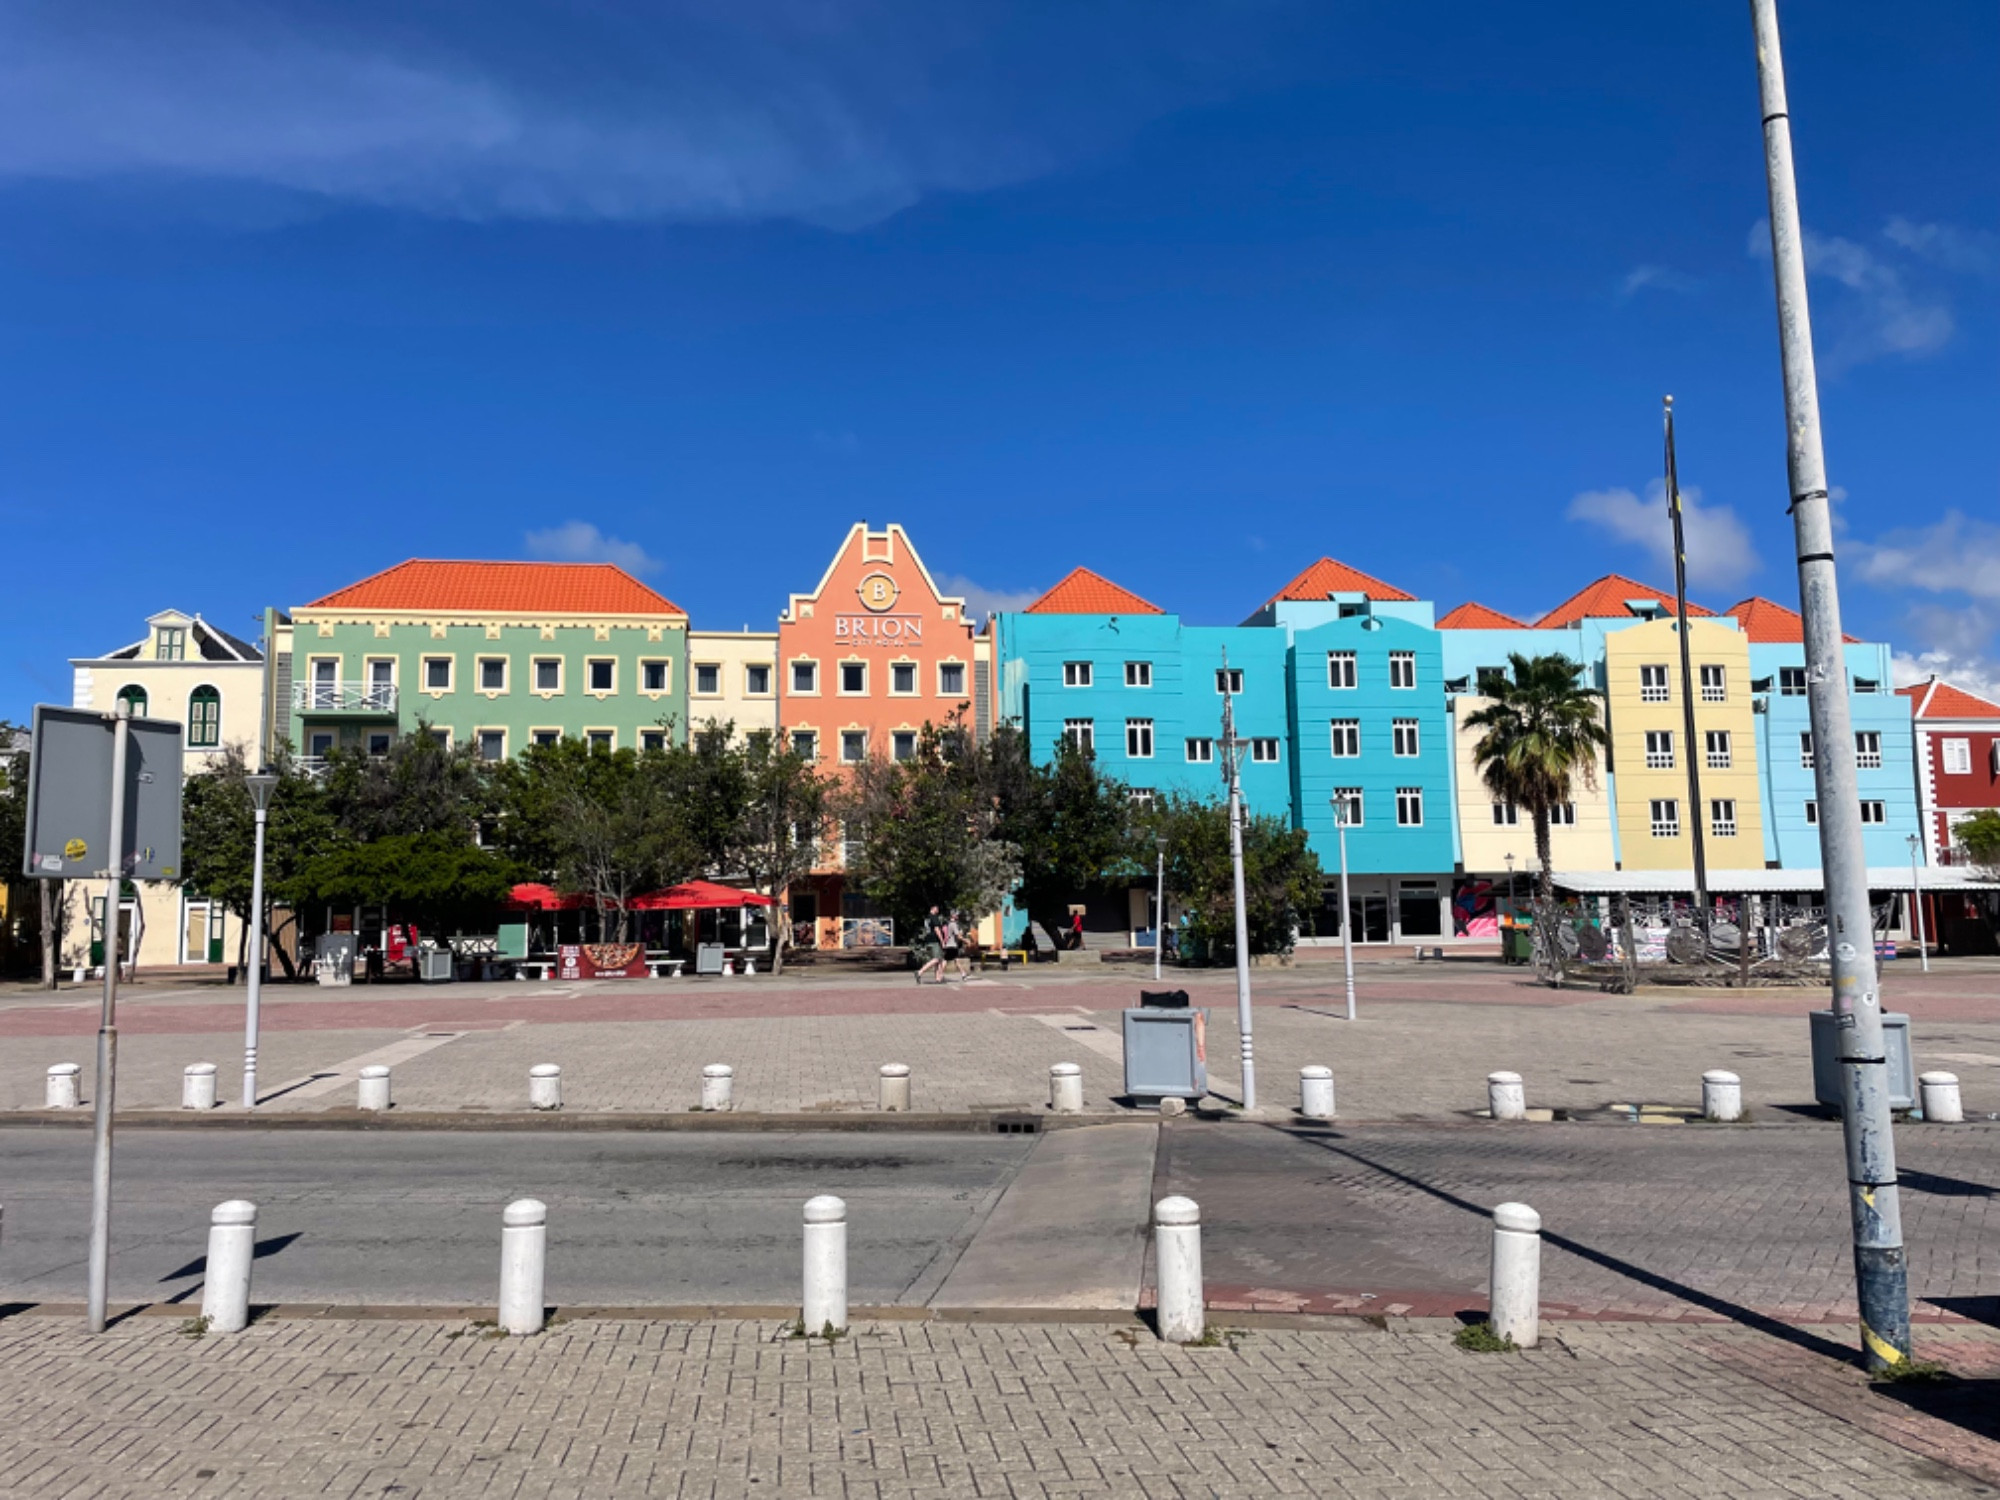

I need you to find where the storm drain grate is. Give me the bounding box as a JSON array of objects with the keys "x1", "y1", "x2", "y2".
[{"x1": 990, "y1": 1112, "x2": 1042, "y2": 1135}]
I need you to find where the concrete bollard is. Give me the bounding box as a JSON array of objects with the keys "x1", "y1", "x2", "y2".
[
  {"x1": 1487, "y1": 1071, "x2": 1526, "y2": 1121},
  {"x1": 182, "y1": 1063, "x2": 219, "y2": 1111},
  {"x1": 1489, "y1": 1202, "x2": 1541, "y2": 1349},
  {"x1": 498, "y1": 1198, "x2": 547, "y2": 1335},
  {"x1": 878, "y1": 1064, "x2": 911, "y2": 1113},
  {"x1": 528, "y1": 1063, "x2": 563, "y2": 1111},
  {"x1": 1701, "y1": 1069, "x2": 1743, "y2": 1123},
  {"x1": 357, "y1": 1065, "x2": 392, "y2": 1112},
  {"x1": 701, "y1": 1064, "x2": 735, "y2": 1112},
  {"x1": 744, "y1": 957, "x2": 756, "y2": 975},
  {"x1": 201, "y1": 1200, "x2": 258, "y2": 1333},
  {"x1": 1158, "y1": 1096, "x2": 1187, "y2": 1118},
  {"x1": 46, "y1": 1063, "x2": 81, "y2": 1110},
  {"x1": 802, "y1": 1196, "x2": 848, "y2": 1335},
  {"x1": 1299, "y1": 1065, "x2": 1336, "y2": 1121},
  {"x1": 1153, "y1": 1196, "x2": 1204, "y2": 1343},
  {"x1": 1050, "y1": 1062, "x2": 1084, "y2": 1114},
  {"x1": 72, "y1": 966, "x2": 86, "y2": 986},
  {"x1": 1920, "y1": 1072, "x2": 1964, "y2": 1124}
]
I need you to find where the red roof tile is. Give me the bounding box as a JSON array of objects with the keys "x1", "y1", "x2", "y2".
[
  {"x1": 1903, "y1": 678, "x2": 2000, "y2": 720},
  {"x1": 1725, "y1": 596, "x2": 1858, "y2": 644},
  {"x1": 1534, "y1": 574, "x2": 1714, "y2": 628},
  {"x1": 1025, "y1": 567, "x2": 1163, "y2": 615},
  {"x1": 1437, "y1": 601, "x2": 1527, "y2": 630},
  {"x1": 304, "y1": 560, "x2": 683, "y2": 616},
  {"x1": 1265, "y1": 558, "x2": 1415, "y2": 605}
]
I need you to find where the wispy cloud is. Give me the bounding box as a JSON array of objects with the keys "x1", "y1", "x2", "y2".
[
  {"x1": 1619, "y1": 264, "x2": 1698, "y2": 298},
  {"x1": 523, "y1": 520, "x2": 660, "y2": 575},
  {"x1": 1747, "y1": 218, "x2": 1955, "y2": 368},
  {"x1": 932, "y1": 573, "x2": 1043, "y2": 626},
  {"x1": 1883, "y1": 218, "x2": 2000, "y2": 277},
  {"x1": 1858, "y1": 512, "x2": 2000, "y2": 701},
  {"x1": 1566, "y1": 479, "x2": 1761, "y2": 591}
]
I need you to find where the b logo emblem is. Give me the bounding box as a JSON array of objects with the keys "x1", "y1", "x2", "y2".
[{"x1": 857, "y1": 572, "x2": 900, "y2": 613}]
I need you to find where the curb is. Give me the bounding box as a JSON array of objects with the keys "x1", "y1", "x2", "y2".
[{"x1": 0, "y1": 1108, "x2": 1128, "y2": 1134}]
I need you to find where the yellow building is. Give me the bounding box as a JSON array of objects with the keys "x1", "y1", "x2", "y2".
[
  {"x1": 684, "y1": 629, "x2": 780, "y2": 742},
  {"x1": 1450, "y1": 696, "x2": 1617, "y2": 877},
  {"x1": 1603, "y1": 617, "x2": 1764, "y2": 872}
]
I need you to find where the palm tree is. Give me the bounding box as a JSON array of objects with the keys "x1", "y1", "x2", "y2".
[{"x1": 1462, "y1": 653, "x2": 1610, "y2": 910}]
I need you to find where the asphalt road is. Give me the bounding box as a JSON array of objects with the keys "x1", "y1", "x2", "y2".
[{"x1": 0, "y1": 1129, "x2": 1037, "y2": 1308}]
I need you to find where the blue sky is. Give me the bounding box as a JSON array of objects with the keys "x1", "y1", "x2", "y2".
[{"x1": 3, "y1": 0, "x2": 1996, "y2": 719}]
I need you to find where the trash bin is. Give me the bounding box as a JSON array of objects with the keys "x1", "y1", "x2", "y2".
[
  {"x1": 696, "y1": 943, "x2": 727, "y2": 976},
  {"x1": 1501, "y1": 926, "x2": 1533, "y2": 965},
  {"x1": 416, "y1": 944, "x2": 454, "y2": 984},
  {"x1": 1122, "y1": 1005, "x2": 1208, "y2": 1099},
  {"x1": 1808, "y1": 1009, "x2": 1916, "y2": 1112}
]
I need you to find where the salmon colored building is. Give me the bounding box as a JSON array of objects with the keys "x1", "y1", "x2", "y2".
[{"x1": 777, "y1": 523, "x2": 993, "y2": 948}]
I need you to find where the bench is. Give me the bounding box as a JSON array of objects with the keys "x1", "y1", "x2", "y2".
[
  {"x1": 651, "y1": 959, "x2": 685, "y2": 979},
  {"x1": 977, "y1": 949, "x2": 1029, "y2": 970}
]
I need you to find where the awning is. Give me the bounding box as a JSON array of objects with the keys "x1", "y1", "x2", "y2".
[
  {"x1": 1548, "y1": 867, "x2": 2000, "y2": 894},
  {"x1": 630, "y1": 880, "x2": 776, "y2": 911},
  {"x1": 503, "y1": 882, "x2": 587, "y2": 911}
]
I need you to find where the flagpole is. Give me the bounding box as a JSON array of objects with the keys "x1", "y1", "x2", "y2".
[{"x1": 1665, "y1": 396, "x2": 1710, "y2": 929}]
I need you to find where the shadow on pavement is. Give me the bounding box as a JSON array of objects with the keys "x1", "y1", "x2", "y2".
[
  {"x1": 157, "y1": 1232, "x2": 304, "y2": 1283},
  {"x1": 1873, "y1": 1377, "x2": 2000, "y2": 1444}
]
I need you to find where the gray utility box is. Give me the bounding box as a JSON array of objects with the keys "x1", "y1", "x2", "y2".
[
  {"x1": 696, "y1": 943, "x2": 727, "y2": 976},
  {"x1": 1121, "y1": 1002, "x2": 1209, "y2": 1100},
  {"x1": 1809, "y1": 1009, "x2": 1916, "y2": 1112},
  {"x1": 417, "y1": 946, "x2": 454, "y2": 984}
]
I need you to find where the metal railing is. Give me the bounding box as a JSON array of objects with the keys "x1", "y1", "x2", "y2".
[{"x1": 293, "y1": 681, "x2": 397, "y2": 714}]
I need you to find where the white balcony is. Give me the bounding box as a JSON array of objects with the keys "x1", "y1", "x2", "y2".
[{"x1": 294, "y1": 681, "x2": 398, "y2": 715}]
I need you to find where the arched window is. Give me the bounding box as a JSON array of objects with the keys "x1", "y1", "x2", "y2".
[
  {"x1": 189, "y1": 686, "x2": 221, "y2": 747},
  {"x1": 116, "y1": 684, "x2": 148, "y2": 718}
]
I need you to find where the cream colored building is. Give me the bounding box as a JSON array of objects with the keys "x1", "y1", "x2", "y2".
[
  {"x1": 685, "y1": 629, "x2": 780, "y2": 742},
  {"x1": 1450, "y1": 695, "x2": 1617, "y2": 878},
  {"x1": 64, "y1": 610, "x2": 268, "y2": 971}
]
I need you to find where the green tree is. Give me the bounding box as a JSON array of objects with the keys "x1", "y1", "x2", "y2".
[
  {"x1": 1955, "y1": 809, "x2": 2000, "y2": 875},
  {"x1": 292, "y1": 832, "x2": 523, "y2": 935},
  {"x1": 178, "y1": 745, "x2": 337, "y2": 975},
  {"x1": 1140, "y1": 792, "x2": 1320, "y2": 962},
  {"x1": 728, "y1": 731, "x2": 834, "y2": 974},
  {"x1": 321, "y1": 721, "x2": 495, "y2": 842},
  {"x1": 0, "y1": 722, "x2": 49, "y2": 982},
  {"x1": 1461, "y1": 653, "x2": 1610, "y2": 908},
  {"x1": 987, "y1": 728, "x2": 1135, "y2": 943}
]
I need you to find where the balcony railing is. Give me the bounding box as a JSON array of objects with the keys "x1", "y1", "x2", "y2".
[{"x1": 294, "y1": 681, "x2": 398, "y2": 715}]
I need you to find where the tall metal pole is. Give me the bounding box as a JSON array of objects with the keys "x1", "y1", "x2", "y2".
[
  {"x1": 86, "y1": 702, "x2": 132, "y2": 1333},
  {"x1": 1333, "y1": 798, "x2": 1356, "y2": 1022},
  {"x1": 1664, "y1": 397, "x2": 1710, "y2": 927},
  {"x1": 1219, "y1": 650, "x2": 1257, "y2": 1110},
  {"x1": 1749, "y1": 0, "x2": 1909, "y2": 1371},
  {"x1": 1908, "y1": 835, "x2": 1929, "y2": 974},
  {"x1": 241, "y1": 775, "x2": 275, "y2": 1109},
  {"x1": 1153, "y1": 842, "x2": 1166, "y2": 981}
]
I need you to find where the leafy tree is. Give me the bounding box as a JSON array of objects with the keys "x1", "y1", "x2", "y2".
[
  {"x1": 0, "y1": 722, "x2": 51, "y2": 982},
  {"x1": 728, "y1": 730, "x2": 834, "y2": 973},
  {"x1": 987, "y1": 728, "x2": 1136, "y2": 942},
  {"x1": 1139, "y1": 792, "x2": 1321, "y2": 961},
  {"x1": 321, "y1": 721, "x2": 495, "y2": 842},
  {"x1": 1956, "y1": 809, "x2": 2000, "y2": 876},
  {"x1": 1461, "y1": 653, "x2": 1610, "y2": 908},
  {"x1": 292, "y1": 832, "x2": 522, "y2": 935}
]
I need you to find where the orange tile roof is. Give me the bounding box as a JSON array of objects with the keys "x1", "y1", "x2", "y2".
[
  {"x1": 304, "y1": 560, "x2": 684, "y2": 616},
  {"x1": 1265, "y1": 558, "x2": 1415, "y2": 605},
  {"x1": 1903, "y1": 678, "x2": 2000, "y2": 720},
  {"x1": 1025, "y1": 567, "x2": 1164, "y2": 615},
  {"x1": 1534, "y1": 574, "x2": 1714, "y2": 628},
  {"x1": 1437, "y1": 601, "x2": 1527, "y2": 630},
  {"x1": 1725, "y1": 596, "x2": 1859, "y2": 644}
]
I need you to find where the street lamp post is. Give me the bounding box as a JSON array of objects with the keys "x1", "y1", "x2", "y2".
[
  {"x1": 1331, "y1": 796, "x2": 1356, "y2": 1022},
  {"x1": 1908, "y1": 833, "x2": 1930, "y2": 975},
  {"x1": 241, "y1": 769, "x2": 279, "y2": 1110},
  {"x1": 1153, "y1": 835, "x2": 1167, "y2": 982},
  {"x1": 1218, "y1": 650, "x2": 1256, "y2": 1110}
]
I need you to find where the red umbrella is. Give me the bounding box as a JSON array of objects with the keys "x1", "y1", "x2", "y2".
[
  {"x1": 504, "y1": 882, "x2": 587, "y2": 911},
  {"x1": 631, "y1": 880, "x2": 776, "y2": 910}
]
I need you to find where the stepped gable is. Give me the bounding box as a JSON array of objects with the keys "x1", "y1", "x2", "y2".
[
  {"x1": 305, "y1": 560, "x2": 683, "y2": 616},
  {"x1": 1025, "y1": 567, "x2": 1164, "y2": 615},
  {"x1": 1534, "y1": 574, "x2": 1714, "y2": 628}
]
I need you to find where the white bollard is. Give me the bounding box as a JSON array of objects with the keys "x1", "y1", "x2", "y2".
[
  {"x1": 357, "y1": 1065, "x2": 392, "y2": 1112},
  {"x1": 182, "y1": 1063, "x2": 218, "y2": 1111},
  {"x1": 1487, "y1": 1070, "x2": 1526, "y2": 1121},
  {"x1": 1489, "y1": 1202, "x2": 1541, "y2": 1349},
  {"x1": 1920, "y1": 1071, "x2": 1964, "y2": 1124},
  {"x1": 528, "y1": 1063, "x2": 563, "y2": 1111},
  {"x1": 46, "y1": 1063, "x2": 81, "y2": 1110},
  {"x1": 1049, "y1": 1062, "x2": 1084, "y2": 1114},
  {"x1": 72, "y1": 966, "x2": 86, "y2": 986},
  {"x1": 802, "y1": 1195, "x2": 848, "y2": 1335},
  {"x1": 201, "y1": 1200, "x2": 258, "y2": 1334},
  {"x1": 1153, "y1": 1196, "x2": 1205, "y2": 1343},
  {"x1": 701, "y1": 1064, "x2": 735, "y2": 1112},
  {"x1": 744, "y1": 957, "x2": 756, "y2": 976},
  {"x1": 1701, "y1": 1069, "x2": 1743, "y2": 1123},
  {"x1": 498, "y1": 1198, "x2": 547, "y2": 1335},
  {"x1": 1299, "y1": 1065, "x2": 1336, "y2": 1121},
  {"x1": 878, "y1": 1064, "x2": 911, "y2": 1112}
]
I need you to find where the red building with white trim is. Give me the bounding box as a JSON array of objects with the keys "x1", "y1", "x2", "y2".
[{"x1": 1900, "y1": 676, "x2": 2000, "y2": 864}]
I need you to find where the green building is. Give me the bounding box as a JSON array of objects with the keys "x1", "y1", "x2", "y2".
[{"x1": 285, "y1": 560, "x2": 689, "y2": 764}]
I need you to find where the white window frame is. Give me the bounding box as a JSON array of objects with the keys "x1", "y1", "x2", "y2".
[
  {"x1": 936, "y1": 661, "x2": 967, "y2": 698},
  {"x1": 1250, "y1": 737, "x2": 1280, "y2": 763},
  {"x1": 585, "y1": 658, "x2": 616, "y2": 696},
  {"x1": 1805, "y1": 800, "x2": 1819, "y2": 826},
  {"x1": 637, "y1": 659, "x2": 669, "y2": 696},
  {"x1": 1779, "y1": 667, "x2": 1807, "y2": 697},
  {"x1": 1710, "y1": 798, "x2": 1736, "y2": 837},
  {"x1": 1064, "y1": 718, "x2": 1094, "y2": 752},
  {"x1": 529, "y1": 727, "x2": 561, "y2": 749},
  {"x1": 838, "y1": 660, "x2": 868, "y2": 697},
  {"x1": 640, "y1": 728, "x2": 668, "y2": 753},
  {"x1": 1125, "y1": 661, "x2": 1152, "y2": 688},
  {"x1": 476, "y1": 727, "x2": 507, "y2": 763},
  {"x1": 1126, "y1": 719, "x2": 1155, "y2": 759},
  {"x1": 892, "y1": 729, "x2": 918, "y2": 762},
  {"x1": 367, "y1": 730, "x2": 395, "y2": 758},
  {"x1": 1644, "y1": 730, "x2": 1675, "y2": 769},
  {"x1": 1395, "y1": 786, "x2": 1423, "y2": 826},
  {"x1": 476, "y1": 656, "x2": 508, "y2": 695},
  {"x1": 745, "y1": 663, "x2": 773, "y2": 697},
  {"x1": 1333, "y1": 787, "x2": 1364, "y2": 826},
  {"x1": 1063, "y1": 661, "x2": 1093, "y2": 688},
  {"x1": 1185, "y1": 737, "x2": 1213, "y2": 763},
  {"x1": 1388, "y1": 652, "x2": 1416, "y2": 690},
  {"x1": 1492, "y1": 802, "x2": 1518, "y2": 826},
  {"x1": 532, "y1": 657, "x2": 563, "y2": 695},
  {"x1": 889, "y1": 659, "x2": 919, "y2": 697},
  {"x1": 1699, "y1": 664, "x2": 1726, "y2": 703},
  {"x1": 692, "y1": 661, "x2": 722, "y2": 697},
  {"x1": 1649, "y1": 798, "x2": 1680, "y2": 838},
  {"x1": 1855, "y1": 731, "x2": 1882, "y2": 769},
  {"x1": 790, "y1": 730, "x2": 818, "y2": 761},
  {"x1": 1800, "y1": 731, "x2": 1815, "y2": 769},
  {"x1": 1640, "y1": 664, "x2": 1669, "y2": 703},
  {"x1": 1216, "y1": 668, "x2": 1243, "y2": 696},
  {"x1": 584, "y1": 727, "x2": 614, "y2": 751},
  {"x1": 1860, "y1": 800, "x2": 1887, "y2": 825},
  {"x1": 840, "y1": 729, "x2": 868, "y2": 764},
  {"x1": 1942, "y1": 738, "x2": 1971, "y2": 775},
  {"x1": 1330, "y1": 719, "x2": 1360, "y2": 758},
  {"x1": 1705, "y1": 730, "x2": 1732, "y2": 770},
  {"x1": 422, "y1": 655, "x2": 454, "y2": 693},
  {"x1": 1551, "y1": 802, "x2": 1577, "y2": 826},
  {"x1": 1392, "y1": 718, "x2": 1419, "y2": 757},
  {"x1": 791, "y1": 659, "x2": 820, "y2": 696},
  {"x1": 1328, "y1": 652, "x2": 1357, "y2": 690}
]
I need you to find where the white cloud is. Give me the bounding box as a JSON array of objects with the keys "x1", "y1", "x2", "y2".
[
  {"x1": 931, "y1": 573, "x2": 1044, "y2": 627},
  {"x1": 1747, "y1": 218, "x2": 1954, "y2": 368},
  {"x1": 1883, "y1": 218, "x2": 2000, "y2": 277},
  {"x1": 523, "y1": 520, "x2": 660, "y2": 575},
  {"x1": 1894, "y1": 646, "x2": 2000, "y2": 705},
  {"x1": 1850, "y1": 511, "x2": 2000, "y2": 602},
  {"x1": 1565, "y1": 479, "x2": 1762, "y2": 592},
  {"x1": 1619, "y1": 264, "x2": 1698, "y2": 298}
]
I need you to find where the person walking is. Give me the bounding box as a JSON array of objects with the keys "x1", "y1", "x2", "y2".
[
  {"x1": 1068, "y1": 909, "x2": 1084, "y2": 951},
  {"x1": 917, "y1": 904, "x2": 948, "y2": 984},
  {"x1": 949, "y1": 911, "x2": 973, "y2": 982}
]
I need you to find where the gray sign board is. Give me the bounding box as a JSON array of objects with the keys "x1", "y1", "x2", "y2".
[{"x1": 22, "y1": 705, "x2": 184, "y2": 882}]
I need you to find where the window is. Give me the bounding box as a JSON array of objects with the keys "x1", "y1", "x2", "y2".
[
  {"x1": 892, "y1": 730, "x2": 917, "y2": 762},
  {"x1": 586, "y1": 729, "x2": 612, "y2": 751},
  {"x1": 1064, "y1": 718, "x2": 1094, "y2": 752},
  {"x1": 478, "y1": 729, "x2": 506, "y2": 762},
  {"x1": 1125, "y1": 661, "x2": 1152, "y2": 688},
  {"x1": 840, "y1": 662, "x2": 867, "y2": 695},
  {"x1": 1251, "y1": 738, "x2": 1280, "y2": 763},
  {"x1": 840, "y1": 730, "x2": 867, "y2": 764},
  {"x1": 429, "y1": 728, "x2": 452, "y2": 749},
  {"x1": 641, "y1": 729, "x2": 667, "y2": 753},
  {"x1": 1126, "y1": 719, "x2": 1155, "y2": 758},
  {"x1": 1333, "y1": 787, "x2": 1364, "y2": 826},
  {"x1": 531, "y1": 729, "x2": 560, "y2": 749},
  {"x1": 1640, "y1": 664, "x2": 1669, "y2": 703},
  {"x1": 937, "y1": 662, "x2": 965, "y2": 696},
  {"x1": 187, "y1": 686, "x2": 220, "y2": 747},
  {"x1": 1395, "y1": 786, "x2": 1423, "y2": 826},
  {"x1": 1699, "y1": 664, "x2": 1726, "y2": 702},
  {"x1": 1853, "y1": 678, "x2": 1879, "y2": 695},
  {"x1": 1216, "y1": 668, "x2": 1243, "y2": 695},
  {"x1": 1063, "y1": 661, "x2": 1093, "y2": 688},
  {"x1": 1644, "y1": 730, "x2": 1675, "y2": 769},
  {"x1": 1328, "y1": 652, "x2": 1356, "y2": 689},
  {"x1": 534, "y1": 658, "x2": 561, "y2": 693},
  {"x1": 587, "y1": 659, "x2": 614, "y2": 693},
  {"x1": 1388, "y1": 652, "x2": 1416, "y2": 690},
  {"x1": 1710, "y1": 799, "x2": 1737, "y2": 837},
  {"x1": 746, "y1": 664, "x2": 771, "y2": 696},
  {"x1": 1779, "y1": 666, "x2": 1807, "y2": 697},
  {"x1": 1392, "y1": 719, "x2": 1419, "y2": 757},
  {"x1": 891, "y1": 662, "x2": 917, "y2": 695},
  {"x1": 1128, "y1": 788, "x2": 1156, "y2": 809},
  {"x1": 115, "y1": 684, "x2": 148, "y2": 717},
  {"x1": 1800, "y1": 732, "x2": 1815, "y2": 769},
  {"x1": 694, "y1": 663, "x2": 720, "y2": 695},
  {"x1": 1475, "y1": 666, "x2": 1509, "y2": 696},
  {"x1": 1551, "y1": 802, "x2": 1577, "y2": 826},
  {"x1": 308, "y1": 731, "x2": 334, "y2": 759},
  {"x1": 1942, "y1": 738, "x2": 1972, "y2": 775},
  {"x1": 155, "y1": 626, "x2": 185, "y2": 661},
  {"x1": 1492, "y1": 802, "x2": 1518, "y2": 826},
  {"x1": 1649, "y1": 799, "x2": 1680, "y2": 838},
  {"x1": 1705, "y1": 730, "x2": 1732, "y2": 769},
  {"x1": 1860, "y1": 800, "x2": 1887, "y2": 824},
  {"x1": 367, "y1": 731, "x2": 394, "y2": 757},
  {"x1": 642, "y1": 661, "x2": 668, "y2": 693},
  {"x1": 472, "y1": 657, "x2": 503, "y2": 693},
  {"x1": 1805, "y1": 800, "x2": 1819, "y2": 826},
  {"x1": 1855, "y1": 731, "x2": 1881, "y2": 769},
  {"x1": 792, "y1": 661, "x2": 819, "y2": 694},
  {"x1": 424, "y1": 656, "x2": 453, "y2": 691},
  {"x1": 1330, "y1": 719, "x2": 1360, "y2": 758},
  {"x1": 366, "y1": 658, "x2": 395, "y2": 708},
  {"x1": 1186, "y1": 737, "x2": 1213, "y2": 763},
  {"x1": 790, "y1": 730, "x2": 818, "y2": 760}
]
